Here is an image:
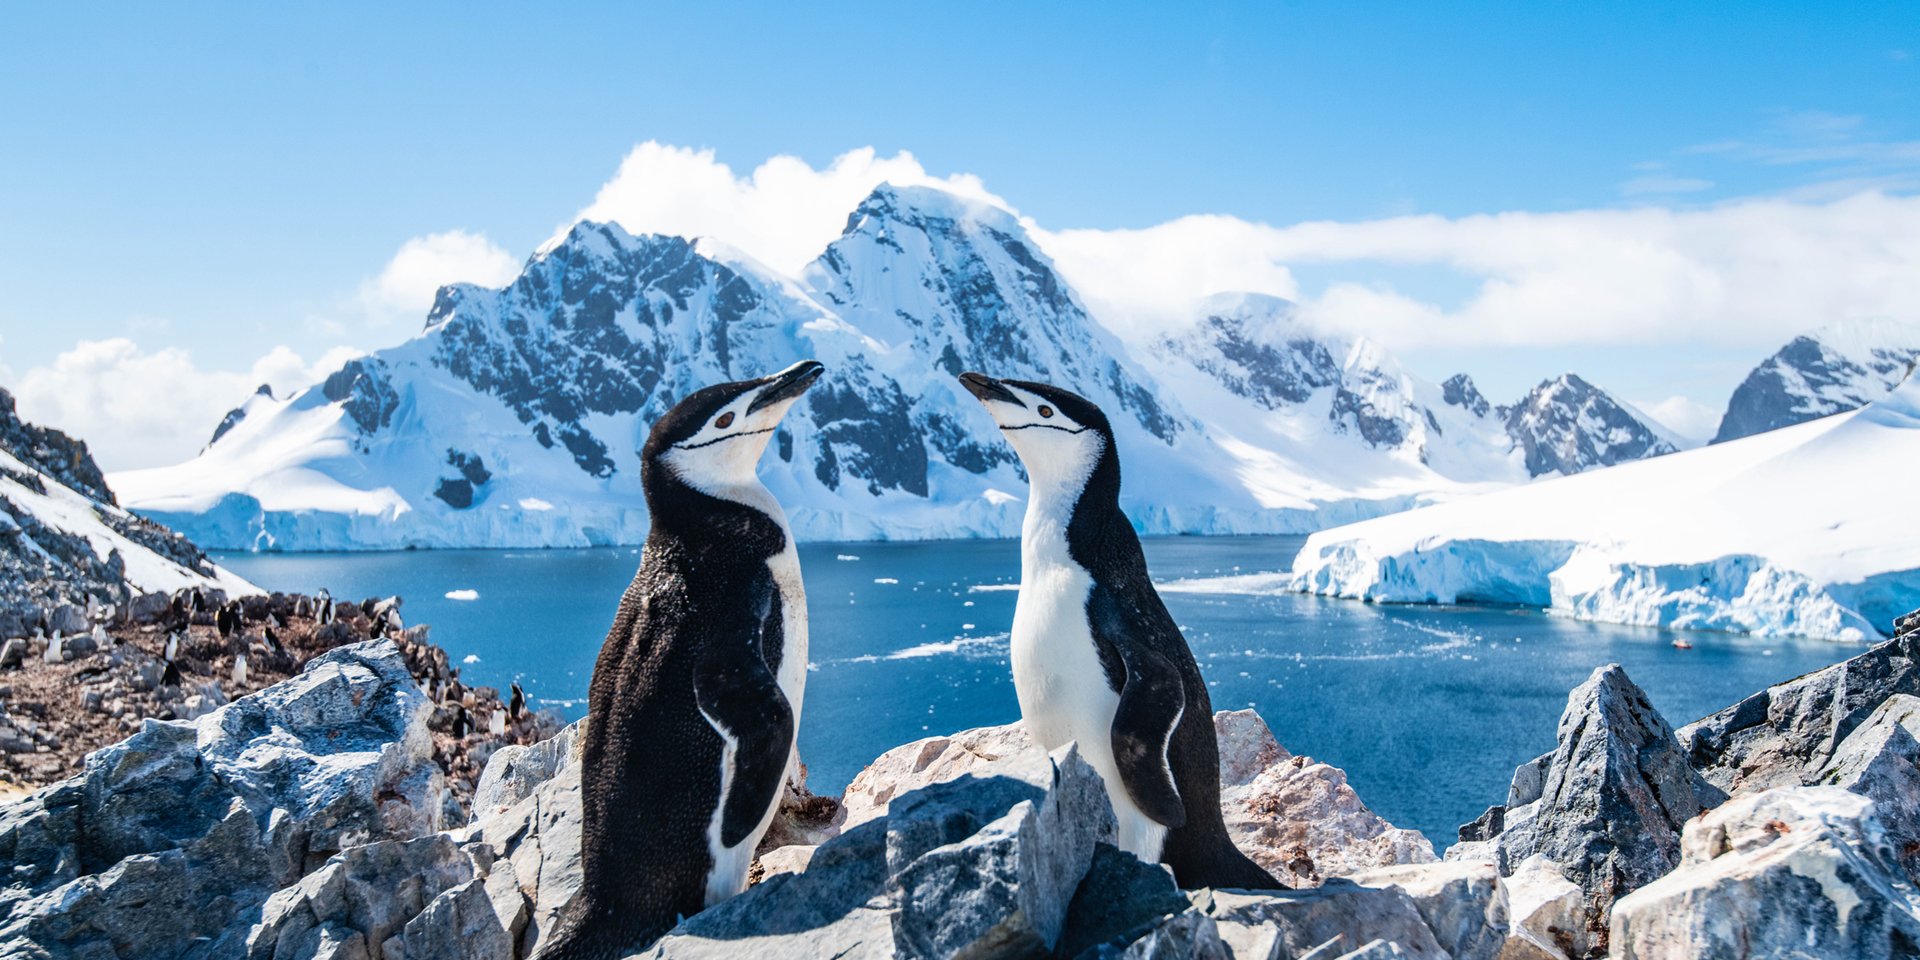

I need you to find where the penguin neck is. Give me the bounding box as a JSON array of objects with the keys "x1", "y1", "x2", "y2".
[
  {"x1": 1021, "y1": 438, "x2": 1123, "y2": 575},
  {"x1": 642, "y1": 458, "x2": 791, "y2": 552}
]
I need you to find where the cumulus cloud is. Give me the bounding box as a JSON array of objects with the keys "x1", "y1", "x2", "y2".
[
  {"x1": 558, "y1": 142, "x2": 1011, "y2": 276},
  {"x1": 8, "y1": 339, "x2": 361, "y2": 472},
  {"x1": 361, "y1": 230, "x2": 521, "y2": 319}
]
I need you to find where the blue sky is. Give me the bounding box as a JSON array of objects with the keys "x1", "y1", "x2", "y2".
[{"x1": 2, "y1": 3, "x2": 1917, "y2": 466}]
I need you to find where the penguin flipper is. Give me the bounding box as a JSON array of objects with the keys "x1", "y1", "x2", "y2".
[
  {"x1": 1110, "y1": 645, "x2": 1188, "y2": 829},
  {"x1": 694, "y1": 653, "x2": 795, "y2": 849}
]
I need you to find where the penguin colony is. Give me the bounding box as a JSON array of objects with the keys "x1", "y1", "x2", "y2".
[{"x1": 537, "y1": 361, "x2": 1278, "y2": 958}]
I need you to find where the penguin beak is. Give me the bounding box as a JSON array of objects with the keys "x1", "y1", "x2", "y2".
[
  {"x1": 747, "y1": 360, "x2": 825, "y2": 415},
  {"x1": 958, "y1": 371, "x2": 1024, "y2": 407}
]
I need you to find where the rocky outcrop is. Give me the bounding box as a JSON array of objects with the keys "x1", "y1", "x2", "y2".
[
  {"x1": 1610, "y1": 787, "x2": 1920, "y2": 959},
  {"x1": 0, "y1": 641, "x2": 443, "y2": 959},
  {"x1": 1680, "y1": 628, "x2": 1920, "y2": 795},
  {"x1": 1459, "y1": 665, "x2": 1702, "y2": 923},
  {"x1": 838, "y1": 712, "x2": 1433, "y2": 887}
]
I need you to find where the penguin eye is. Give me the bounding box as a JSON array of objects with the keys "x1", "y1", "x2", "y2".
[
  {"x1": 1037, "y1": 405, "x2": 1055, "y2": 419},
  {"x1": 714, "y1": 412, "x2": 735, "y2": 429}
]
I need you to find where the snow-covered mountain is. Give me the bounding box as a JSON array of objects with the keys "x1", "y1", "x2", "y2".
[
  {"x1": 1713, "y1": 318, "x2": 1920, "y2": 443},
  {"x1": 0, "y1": 388, "x2": 254, "y2": 630},
  {"x1": 1498, "y1": 374, "x2": 1680, "y2": 475},
  {"x1": 1280, "y1": 370, "x2": 1920, "y2": 641},
  {"x1": 114, "y1": 185, "x2": 1681, "y2": 550}
]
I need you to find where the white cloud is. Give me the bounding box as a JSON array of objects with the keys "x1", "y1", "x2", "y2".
[
  {"x1": 558, "y1": 142, "x2": 1011, "y2": 276},
  {"x1": 7, "y1": 339, "x2": 361, "y2": 472},
  {"x1": 1637, "y1": 395, "x2": 1723, "y2": 444},
  {"x1": 361, "y1": 230, "x2": 520, "y2": 319},
  {"x1": 1034, "y1": 191, "x2": 1920, "y2": 351}
]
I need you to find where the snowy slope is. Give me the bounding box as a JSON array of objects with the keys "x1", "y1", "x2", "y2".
[
  {"x1": 1713, "y1": 318, "x2": 1920, "y2": 443},
  {"x1": 115, "y1": 185, "x2": 1683, "y2": 551},
  {"x1": 1278, "y1": 373, "x2": 1920, "y2": 641},
  {"x1": 0, "y1": 389, "x2": 255, "y2": 617}
]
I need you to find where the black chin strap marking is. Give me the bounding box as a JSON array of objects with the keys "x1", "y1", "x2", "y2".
[
  {"x1": 674, "y1": 426, "x2": 775, "y2": 451},
  {"x1": 1000, "y1": 423, "x2": 1092, "y2": 435}
]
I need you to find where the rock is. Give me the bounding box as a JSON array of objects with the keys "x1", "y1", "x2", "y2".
[
  {"x1": 1681, "y1": 630, "x2": 1920, "y2": 796},
  {"x1": 1353, "y1": 860, "x2": 1508, "y2": 960},
  {"x1": 61, "y1": 632, "x2": 97, "y2": 660},
  {"x1": 1609, "y1": 786, "x2": 1920, "y2": 959},
  {"x1": 1192, "y1": 883, "x2": 1448, "y2": 960},
  {"x1": 47, "y1": 605, "x2": 87, "y2": 636},
  {"x1": 469, "y1": 755, "x2": 585, "y2": 955},
  {"x1": 125, "y1": 592, "x2": 170, "y2": 625},
  {"x1": 756, "y1": 844, "x2": 817, "y2": 880},
  {"x1": 840, "y1": 712, "x2": 1434, "y2": 888},
  {"x1": 890, "y1": 746, "x2": 1116, "y2": 959},
  {"x1": 1813, "y1": 693, "x2": 1920, "y2": 872},
  {"x1": 1213, "y1": 711, "x2": 1435, "y2": 885},
  {"x1": 399, "y1": 874, "x2": 519, "y2": 960},
  {"x1": 1487, "y1": 664, "x2": 1700, "y2": 916},
  {"x1": 1498, "y1": 856, "x2": 1589, "y2": 960},
  {"x1": 0, "y1": 638, "x2": 23, "y2": 669},
  {"x1": 246, "y1": 834, "x2": 481, "y2": 960},
  {"x1": 470, "y1": 720, "x2": 580, "y2": 821},
  {"x1": 0, "y1": 641, "x2": 442, "y2": 959},
  {"x1": 1056, "y1": 844, "x2": 1191, "y2": 958},
  {"x1": 1081, "y1": 909, "x2": 1232, "y2": 959},
  {"x1": 838, "y1": 722, "x2": 1051, "y2": 829}
]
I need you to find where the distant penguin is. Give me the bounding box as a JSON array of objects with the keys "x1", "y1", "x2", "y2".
[
  {"x1": 161, "y1": 658, "x2": 182, "y2": 689},
  {"x1": 959, "y1": 372, "x2": 1281, "y2": 890},
  {"x1": 452, "y1": 705, "x2": 471, "y2": 738},
  {"x1": 263, "y1": 625, "x2": 284, "y2": 656},
  {"x1": 163, "y1": 632, "x2": 181, "y2": 663},
  {"x1": 216, "y1": 602, "x2": 239, "y2": 639},
  {"x1": 509, "y1": 682, "x2": 525, "y2": 722},
  {"x1": 231, "y1": 652, "x2": 248, "y2": 688},
  {"x1": 535, "y1": 360, "x2": 824, "y2": 959},
  {"x1": 488, "y1": 708, "x2": 506, "y2": 737},
  {"x1": 91, "y1": 624, "x2": 110, "y2": 648},
  {"x1": 43, "y1": 632, "x2": 63, "y2": 664}
]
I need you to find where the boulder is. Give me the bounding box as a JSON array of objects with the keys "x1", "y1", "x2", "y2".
[
  {"x1": 1497, "y1": 856, "x2": 1589, "y2": 960},
  {"x1": 1353, "y1": 860, "x2": 1508, "y2": 960},
  {"x1": 0, "y1": 638, "x2": 23, "y2": 669},
  {"x1": 1192, "y1": 883, "x2": 1448, "y2": 960},
  {"x1": 1080, "y1": 909, "x2": 1232, "y2": 959},
  {"x1": 470, "y1": 721, "x2": 581, "y2": 820},
  {"x1": 1484, "y1": 665, "x2": 1701, "y2": 915},
  {"x1": 1610, "y1": 786, "x2": 1920, "y2": 959},
  {"x1": 838, "y1": 712, "x2": 1433, "y2": 887},
  {"x1": 1813, "y1": 693, "x2": 1920, "y2": 874},
  {"x1": 1213, "y1": 710, "x2": 1436, "y2": 885},
  {"x1": 1056, "y1": 844, "x2": 1191, "y2": 958},
  {"x1": 1681, "y1": 631, "x2": 1920, "y2": 795},
  {"x1": 838, "y1": 722, "x2": 1051, "y2": 829},
  {"x1": 47, "y1": 604, "x2": 87, "y2": 635},
  {"x1": 244, "y1": 834, "x2": 497, "y2": 960},
  {"x1": 0, "y1": 641, "x2": 442, "y2": 959}
]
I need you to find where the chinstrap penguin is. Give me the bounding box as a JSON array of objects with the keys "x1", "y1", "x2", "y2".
[
  {"x1": 958, "y1": 371, "x2": 1281, "y2": 890},
  {"x1": 536, "y1": 360, "x2": 825, "y2": 958}
]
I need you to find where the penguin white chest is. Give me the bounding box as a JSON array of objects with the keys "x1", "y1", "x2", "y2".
[{"x1": 1011, "y1": 526, "x2": 1168, "y2": 862}]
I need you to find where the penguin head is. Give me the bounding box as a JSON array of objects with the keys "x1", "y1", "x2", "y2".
[
  {"x1": 645, "y1": 360, "x2": 826, "y2": 493},
  {"x1": 957, "y1": 372, "x2": 1114, "y2": 493}
]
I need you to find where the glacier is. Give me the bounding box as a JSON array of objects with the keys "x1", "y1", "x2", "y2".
[
  {"x1": 113, "y1": 184, "x2": 1688, "y2": 551},
  {"x1": 1279, "y1": 373, "x2": 1920, "y2": 641}
]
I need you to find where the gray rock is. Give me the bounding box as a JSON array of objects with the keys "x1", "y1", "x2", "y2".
[
  {"x1": 125, "y1": 592, "x2": 171, "y2": 625},
  {"x1": 1610, "y1": 786, "x2": 1920, "y2": 959},
  {"x1": 61, "y1": 632, "x2": 97, "y2": 660},
  {"x1": 1814, "y1": 692, "x2": 1920, "y2": 874},
  {"x1": 1681, "y1": 631, "x2": 1920, "y2": 795},
  {"x1": 1081, "y1": 909, "x2": 1232, "y2": 959},
  {"x1": 0, "y1": 641, "x2": 441, "y2": 959},
  {"x1": 1057, "y1": 844, "x2": 1190, "y2": 958},
  {"x1": 1497, "y1": 855, "x2": 1589, "y2": 960},
  {"x1": 470, "y1": 720, "x2": 580, "y2": 821},
  {"x1": 47, "y1": 605, "x2": 87, "y2": 636},
  {"x1": 1491, "y1": 664, "x2": 1700, "y2": 912},
  {"x1": 1192, "y1": 883, "x2": 1448, "y2": 960},
  {"x1": 0, "y1": 638, "x2": 24, "y2": 669},
  {"x1": 400, "y1": 875, "x2": 519, "y2": 960},
  {"x1": 1353, "y1": 860, "x2": 1508, "y2": 960},
  {"x1": 890, "y1": 746, "x2": 1116, "y2": 960}
]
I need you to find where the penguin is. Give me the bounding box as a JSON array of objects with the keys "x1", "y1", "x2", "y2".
[
  {"x1": 231, "y1": 652, "x2": 249, "y2": 688},
  {"x1": 263, "y1": 625, "x2": 285, "y2": 657},
  {"x1": 163, "y1": 631, "x2": 181, "y2": 663},
  {"x1": 535, "y1": 360, "x2": 824, "y2": 959},
  {"x1": 488, "y1": 708, "x2": 506, "y2": 737},
  {"x1": 508, "y1": 681, "x2": 525, "y2": 722},
  {"x1": 216, "y1": 602, "x2": 239, "y2": 639},
  {"x1": 958, "y1": 372, "x2": 1281, "y2": 890}
]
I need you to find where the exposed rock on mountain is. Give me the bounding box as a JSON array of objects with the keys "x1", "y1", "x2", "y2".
[
  {"x1": 115, "y1": 189, "x2": 1676, "y2": 550},
  {"x1": 1714, "y1": 318, "x2": 1920, "y2": 443},
  {"x1": 1499, "y1": 374, "x2": 1678, "y2": 477},
  {"x1": 0, "y1": 388, "x2": 252, "y2": 632}
]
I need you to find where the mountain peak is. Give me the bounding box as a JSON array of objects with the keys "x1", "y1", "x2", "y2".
[
  {"x1": 1713, "y1": 319, "x2": 1920, "y2": 443},
  {"x1": 844, "y1": 183, "x2": 1022, "y2": 238}
]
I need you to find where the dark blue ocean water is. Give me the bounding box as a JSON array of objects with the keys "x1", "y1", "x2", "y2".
[{"x1": 216, "y1": 536, "x2": 1857, "y2": 846}]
